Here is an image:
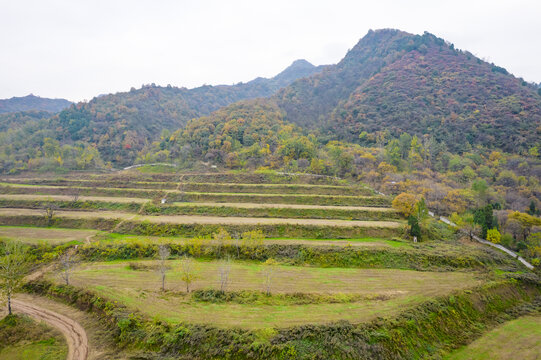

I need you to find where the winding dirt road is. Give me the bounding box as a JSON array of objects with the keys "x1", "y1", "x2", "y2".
[{"x1": 12, "y1": 299, "x2": 88, "y2": 360}]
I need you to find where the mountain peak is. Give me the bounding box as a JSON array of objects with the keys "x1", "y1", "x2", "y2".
[
  {"x1": 287, "y1": 59, "x2": 314, "y2": 69},
  {"x1": 272, "y1": 59, "x2": 321, "y2": 84}
]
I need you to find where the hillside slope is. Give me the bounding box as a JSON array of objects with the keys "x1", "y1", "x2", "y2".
[
  {"x1": 48, "y1": 60, "x2": 323, "y2": 164},
  {"x1": 273, "y1": 29, "x2": 541, "y2": 153}
]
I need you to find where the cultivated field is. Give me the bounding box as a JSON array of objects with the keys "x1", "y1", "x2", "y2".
[
  {"x1": 50, "y1": 259, "x2": 482, "y2": 328},
  {"x1": 1, "y1": 169, "x2": 533, "y2": 359}
]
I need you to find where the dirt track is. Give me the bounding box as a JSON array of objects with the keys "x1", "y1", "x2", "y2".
[
  {"x1": 12, "y1": 299, "x2": 88, "y2": 360},
  {"x1": 0, "y1": 193, "x2": 392, "y2": 211},
  {"x1": 0, "y1": 193, "x2": 147, "y2": 203},
  {"x1": 0, "y1": 208, "x2": 401, "y2": 228}
]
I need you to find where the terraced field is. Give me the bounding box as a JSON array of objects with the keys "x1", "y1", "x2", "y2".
[
  {"x1": 54, "y1": 259, "x2": 482, "y2": 328},
  {"x1": 2, "y1": 170, "x2": 534, "y2": 359}
]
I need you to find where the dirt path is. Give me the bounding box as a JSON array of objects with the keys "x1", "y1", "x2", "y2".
[
  {"x1": 12, "y1": 299, "x2": 88, "y2": 360},
  {"x1": 0, "y1": 193, "x2": 392, "y2": 211},
  {"x1": 172, "y1": 201, "x2": 394, "y2": 211},
  {"x1": 0, "y1": 193, "x2": 147, "y2": 203},
  {"x1": 0, "y1": 208, "x2": 401, "y2": 228}
]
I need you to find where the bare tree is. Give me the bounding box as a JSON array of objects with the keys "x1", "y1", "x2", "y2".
[
  {"x1": 213, "y1": 228, "x2": 231, "y2": 258},
  {"x1": 70, "y1": 186, "x2": 81, "y2": 203},
  {"x1": 157, "y1": 245, "x2": 170, "y2": 292},
  {"x1": 261, "y1": 258, "x2": 278, "y2": 296},
  {"x1": 218, "y1": 257, "x2": 231, "y2": 292},
  {"x1": 0, "y1": 240, "x2": 29, "y2": 315},
  {"x1": 43, "y1": 204, "x2": 57, "y2": 227},
  {"x1": 58, "y1": 251, "x2": 79, "y2": 286},
  {"x1": 179, "y1": 256, "x2": 199, "y2": 293}
]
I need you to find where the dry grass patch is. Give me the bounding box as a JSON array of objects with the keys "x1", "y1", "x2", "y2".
[
  {"x1": 0, "y1": 226, "x2": 98, "y2": 245},
  {"x1": 0, "y1": 194, "x2": 147, "y2": 203}
]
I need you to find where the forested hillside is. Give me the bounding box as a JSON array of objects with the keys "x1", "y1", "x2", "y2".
[
  {"x1": 1, "y1": 29, "x2": 540, "y2": 174},
  {"x1": 274, "y1": 29, "x2": 541, "y2": 153},
  {"x1": 0, "y1": 94, "x2": 71, "y2": 114},
  {"x1": 0, "y1": 60, "x2": 322, "y2": 169}
]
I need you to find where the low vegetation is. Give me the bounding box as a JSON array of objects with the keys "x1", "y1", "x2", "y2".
[{"x1": 0, "y1": 314, "x2": 67, "y2": 360}]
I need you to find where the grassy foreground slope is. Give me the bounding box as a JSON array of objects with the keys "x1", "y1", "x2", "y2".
[
  {"x1": 447, "y1": 315, "x2": 541, "y2": 360},
  {"x1": 0, "y1": 315, "x2": 67, "y2": 360}
]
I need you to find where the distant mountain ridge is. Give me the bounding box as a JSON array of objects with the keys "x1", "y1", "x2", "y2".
[
  {"x1": 4, "y1": 59, "x2": 324, "y2": 165},
  {"x1": 0, "y1": 94, "x2": 72, "y2": 114}
]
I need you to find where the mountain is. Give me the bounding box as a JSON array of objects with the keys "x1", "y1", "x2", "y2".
[
  {"x1": 47, "y1": 60, "x2": 324, "y2": 164},
  {"x1": 0, "y1": 94, "x2": 72, "y2": 114},
  {"x1": 273, "y1": 29, "x2": 541, "y2": 153}
]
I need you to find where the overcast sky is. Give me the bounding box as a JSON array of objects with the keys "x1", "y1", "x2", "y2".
[{"x1": 1, "y1": 0, "x2": 540, "y2": 102}]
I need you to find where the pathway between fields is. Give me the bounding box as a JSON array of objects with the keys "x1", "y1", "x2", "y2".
[
  {"x1": 0, "y1": 208, "x2": 401, "y2": 228},
  {"x1": 12, "y1": 299, "x2": 88, "y2": 360}
]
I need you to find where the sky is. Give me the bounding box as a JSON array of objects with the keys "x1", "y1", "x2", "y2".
[{"x1": 1, "y1": 0, "x2": 540, "y2": 102}]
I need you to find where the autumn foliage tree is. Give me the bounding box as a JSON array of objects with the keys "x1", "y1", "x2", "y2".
[{"x1": 392, "y1": 193, "x2": 419, "y2": 217}]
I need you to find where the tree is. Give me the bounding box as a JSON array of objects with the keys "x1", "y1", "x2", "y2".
[
  {"x1": 527, "y1": 200, "x2": 539, "y2": 216},
  {"x1": 213, "y1": 228, "x2": 231, "y2": 257},
  {"x1": 43, "y1": 204, "x2": 57, "y2": 227},
  {"x1": 70, "y1": 186, "x2": 81, "y2": 203},
  {"x1": 241, "y1": 230, "x2": 264, "y2": 259},
  {"x1": 508, "y1": 211, "x2": 541, "y2": 241},
  {"x1": 0, "y1": 241, "x2": 29, "y2": 315},
  {"x1": 385, "y1": 139, "x2": 402, "y2": 168},
  {"x1": 408, "y1": 215, "x2": 422, "y2": 241},
  {"x1": 179, "y1": 256, "x2": 199, "y2": 293},
  {"x1": 471, "y1": 179, "x2": 489, "y2": 206},
  {"x1": 474, "y1": 205, "x2": 496, "y2": 238},
  {"x1": 392, "y1": 193, "x2": 418, "y2": 217},
  {"x1": 157, "y1": 245, "x2": 170, "y2": 292},
  {"x1": 58, "y1": 251, "x2": 78, "y2": 286},
  {"x1": 261, "y1": 258, "x2": 278, "y2": 295},
  {"x1": 458, "y1": 213, "x2": 480, "y2": 241},
  {"x1": 414, "y1": 198, "x2": 429, "y2": 222},
  {"x1": 486, "y1": 228, "x2": 501, "y2": 244},
  {"x1": 218, "y1": 257, "x2": 232, "y2": 292}
]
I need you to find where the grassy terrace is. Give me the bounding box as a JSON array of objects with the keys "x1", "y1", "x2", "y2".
[
  {"x1": 0, "y1": 184, "x2": 391, "y2": 206},
  {"x1": 0, "y1": 195, "x2": 399, "y2": 221},
  {"x1": 0, "y1": 179, "x2": 375, "y2": 196},
  {"x1": 0, "y1": 226, "x2": 408, "y2": 248},
  {"x1": 446, "y1": 315, "x2": 541, "y2": 360},
  {"x1": 48, "y1": 259, "x2": 483, "y2": 329}
]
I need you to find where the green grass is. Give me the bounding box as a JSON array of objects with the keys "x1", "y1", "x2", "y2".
[
  {"x1": 446, "y1": 315, "x2": 541, "y2": 360},
  {"x1": 51, "y1": 259, "x2": 483, "y2": 329},
  {"x1": 0, "y1": 315, "x2": 67, "y2": 360},
  {"x1": 0, "y1": 340, "x2": 66, "y2": 360},
  {"x1": 93, "y1": 232, "x2": 409, "y2": 248},
  {"x1": 1, "y1": 184, "x2": 390, "y2": 206},
  {"x1": 266, "y1": 237, "x2": 411, "y2": 248}
]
